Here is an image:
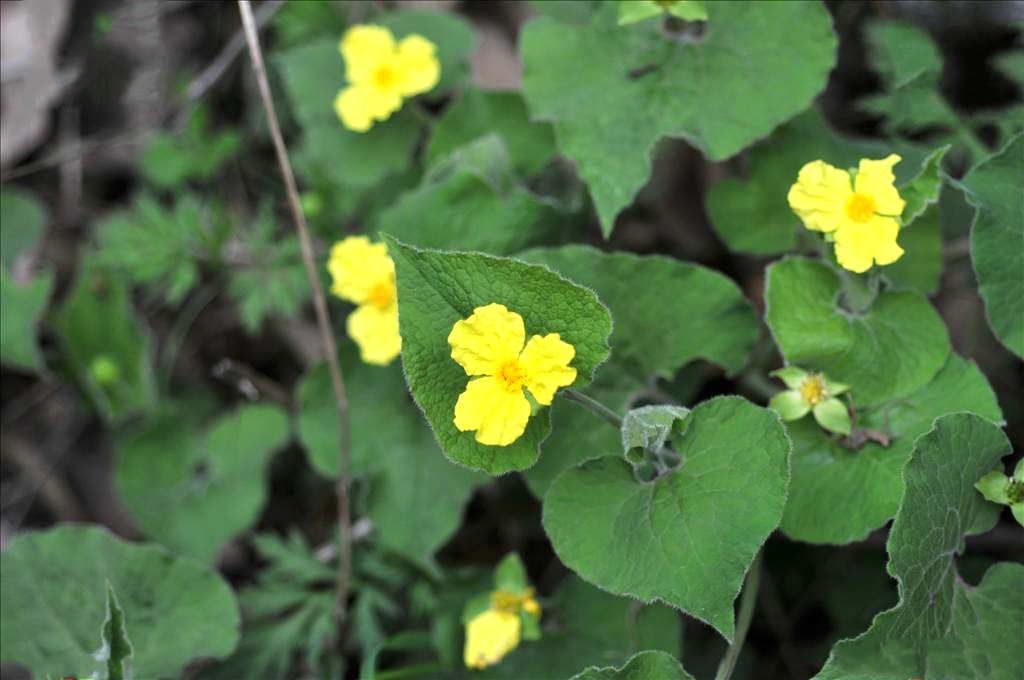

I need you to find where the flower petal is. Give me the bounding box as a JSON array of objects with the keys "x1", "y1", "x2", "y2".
[
  {"x1": 854, "y1": 154, "x2": 905, "y2": 217},
  {"x1": 771, "y1": 366, "x2": 808, "y2": 390},
  {"x1": 340, "y1": 24, "x2": 395, "y2": 84},
  {"x1": 395, "y1": 34, "x2": 440, "y2": 96},
  {"x1": 463, "y1": 608, "x2": 522, "y2": 670},
  {"x1": 346, "y1": 303, "x2": 401, "y2": 366},
  {"x1": 519, "y1": 333, "x2": 577, "y2": 406},
  {"x1": 787, "y1": 160, "x2": 852, "y2": 233},
  {"x1": 327, "y1": 236, "x2": 395, "y2": 303},
  {"x1": 453, "y1": 377, "x2": 532, "y2": 446},
  {"x1": 333, "y1": 82, "x2": 401, "y2": 132},
  {"x1": 448, "y1": 304, "x2": 526, "y2": 376},
  {"x1": 813, "y1": 397, "x2": 852, "y2": 435},
  {"x1": 769, "y1": 390, "x2": 810, "y2": 421}
]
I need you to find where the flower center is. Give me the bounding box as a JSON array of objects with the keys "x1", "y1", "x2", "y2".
[
  {"x1": 844, "y1": 192, "x2": 877, "y2": 223},
  {"x1": 373, "y1": 64, "x2": 397, "y2": 90},
  {"x1": 490, "y1": 588, "x2": 535, "y2": 614},
  {"x1": 366, "y1": 281, "x2": 394, "y2": 311},
  {"x1": 799, "y1": 374, "x2": 827, "y2": 407},
  {"x1": 495, "y1": 359, "x2": 526, "y2": 392},
  {"x1": 1008, "y1": 478, "x2": 1024, "y2": 505}
]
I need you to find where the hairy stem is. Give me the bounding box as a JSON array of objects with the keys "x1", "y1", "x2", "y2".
[
  {"x1": 237, "y1": 0, "x2": 353, "y2": 628},
  {"x1": 715, "y1": 550, "x2": 763, "y2": 680},
  {"x1": 563, "y1": 388, "x2": 623, "y2": 429}
]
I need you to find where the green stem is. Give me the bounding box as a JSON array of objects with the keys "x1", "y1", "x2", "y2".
[
  {"x1": 562, "y1": 389, "x2": 623, "y2": 429},
  {"x1": 715, "y1": 550, "x2": 763, "y2": 680}
]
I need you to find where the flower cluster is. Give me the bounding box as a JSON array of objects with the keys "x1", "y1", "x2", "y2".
[
  {"x1": 769, "y1": 367, "x2": 851, "y2": 435},
  {"x1": 327, "y1": 236, "x2": 401, "y2": 366},
  {"x1": 787, "y1": 154, "x2": 906, "y2": 273},
  {"x1": 448, "y1": 304, "x2": 577, "y2": 446},
  {"x1": 463, "y1": 588, "x2": 541, "y2": 669},
  {"x1": 334, "y1": 25, "x2": 440, "y2": 132}
]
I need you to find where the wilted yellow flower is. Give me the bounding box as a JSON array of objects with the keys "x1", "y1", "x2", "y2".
[
  {"x1": 463, "y1": 589, "x2": 542, "y2": 669},
  {"x1": 334, "y1": 24, "x2": 440, "y2": 132},
  {"x1": 787, "y1": 154, "x2": 906, "y2": 273},
  {"x1": 448, "y1": 304, "x2": 576, "y2": 446},
  {"x1": 327, "y1": 236, "x2": 400, "y2": 365}
]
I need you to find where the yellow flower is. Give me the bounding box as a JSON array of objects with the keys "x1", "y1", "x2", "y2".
[
  {"x1": 787, "y1": 154, "x2": 907, "y2": 273},
  {"x1": 327, "y1": 236, "x2": 400, "y2": 365},
  {"x1": 334, "y1": 24, "x2": 440, "y2": 132},
  {"x1": 448, "y1": 304, "x2": 577, "y2": 446},
  {"x1": 463, "y1": 589, "x2": 542, "y2": 670}
]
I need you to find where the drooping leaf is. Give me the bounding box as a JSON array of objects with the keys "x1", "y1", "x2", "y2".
[
  {"x1": 426, "y1": 88, "x2": 557, "y2": 176},
  {"x1": 377, "y1": 135, "x2": 570, "y2": 255},
  {"x1": 815, "y1": 413, "x2": 1024, "y2": 680},
  {"x1": 0, "y1": 265, "x2": 52, "y2": 371},
  {"x1": 0, "y1": 187, "x2": 46, "y2": 268},
  {"x1": 0, "y1": 525, "x2": 240, "y2": 679},
  {"x1": 571, "y1": 650, "x2": 695, "y2": 680},
  {"x1": 706, "y1": 109, "x2": 930, "y2": 255},
  {"x1": 521, "y1": 1, "x2": 837, "y2": 234},
  {"x1": 780, "y1": 354, "x2": 1002, "y2": 544},
  {"x1": 517, "y1": 246, "x2": 759, "y2": 495},
  {"x1": 898, "y1": 144, "x2": 949, "y2": 226},
  {"x1": 543, "y1": 397, "x2": 790, "y2": 640},
  {"x1": 385, "y1": 237, "x2": 612, "y2": 474},
  {"x1": 116, "y1": 403, "x2": 291, "y2": 563},
  {"x1": 765, "y1": 257, "x2": 949, "y2": 405},
  {"x1": 296, "y1": 349, "x2": 482, "y2": 564},
  {"x1": 51, "y1": 260, "x2": 157, "y2": 422},
  {"x1": 963, "y1": 132, "x2": 1024, "y2": 358},
  {"x1": 620, "y1": 405, "x2": 690, "y2": 457}
]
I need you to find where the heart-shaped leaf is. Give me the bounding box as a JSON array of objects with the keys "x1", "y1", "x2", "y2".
[
  {"x1": 521, "y1": 1, "x2": 837, "y2": 234},
  {"x1": 543, "y1": 397, "x2": 790, "y2": 640},
  {"x1": 385, "y1": 237, "x2": 612, "y2": 474},
  {"x1": 571, "y1": 650, "x2": 695, "y2": 680},
  {"x1": 780, "y1": 354, "x2": 1001, "y2": 544},
  {"x1": 766, "y1": 257, "x2": 949, "y2": 405}
]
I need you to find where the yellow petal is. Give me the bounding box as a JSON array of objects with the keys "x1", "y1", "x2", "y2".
[
  {"x1": 518, "y1": 333, "x2": 577, "y2": 406},
  {"x1": 333, "y1": 82, "x2": 402, "y2": 132},
  {"x1": 833, "y1": 216, "x2": 903, "y2": 274},
  {"x1": 347, "y1": 303, "x2": 401, "y2": 366},
  {"x1": 448, "y1": 304, "x2": 526, "y2": 377},
  {"x1": 787, "y1": 160, "x2": 852, "y2": 233},
  {"x1": 340, "y1": 24, "x2": 395, "y2": 84},
  {"x1": 453, "y1": 377, "x2": 532, "y2": 446},
  {"x1": 395, "y1": 34, "x2": 440, "y2": 96},
  {"x1": 327, "y1": 236, "x2": 395, "y2": 304},
  {"x1": 522, "y1": 594, "x2": 541, "y2": 617},
  {"x1": 463, "y1": 608, "x2": 522, "y2": 670},
  {"x1": 854, "y1": 154, "x2": 905, "y2": 217}
]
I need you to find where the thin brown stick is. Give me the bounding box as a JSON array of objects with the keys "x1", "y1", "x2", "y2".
[{"x1": 237, "y1": 0, "x2": 353, "y2": 626}]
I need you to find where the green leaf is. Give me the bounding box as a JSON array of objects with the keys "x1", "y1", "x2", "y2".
[
  {"x1": 620, "y1": 405, "x2": 689, "y2": 455},
  {"x1": 780, "y1": 354, "x2": 1002, "y2": 544},
  {"x1": 296, "y1": 350, "x2": 482, "y2": 564},
  {"x1": 427, "y1": 88, "x2": 557, "y2": 177},
  {"x1": 899, "y1": 145, "x2": 949, "y2": 226},
  {"x1": 101, "y1": 583, "x2": 132, "y2": 680},
  {"x1": 494, "y1": 553, "x2": 529, "y2": 593},
  {"x1": 0, "y1": 525, "x2": 240, "y2": 679},
  {"x1": 51, "y1": 260, "x2": 156, "y2": 422},
  {"x1": 377, "y1": 135, "x2": 569, "y2": 255},
  {"x1": 385, "y1": 237, "x2": 612, "y2": 474},
  {"x1": 571, "y1": 650, "x2": 695, "y2": 680},
  {"x1": 666, "y1": 0, "x2": 708, "y2": 21},
  {"x1": 765, "y1": 257, "x2": 950, "y2": 405},
  {"x1": 477, "y1": 576, "x2": 681, "y2": 679},
  {"x1": 0, "y1": 265, "x2": 52, "y2": 371},
  {"x1": 116, "y1": 403, "x2": 291, "y2": 562},
  {"x1": 0, "y1": 187, "x2": 46, "y2": 268},
  {"x1": 816, "y1": 413, "x2": 1023, "y2": 680},
  {"x1": 543, "y1": 397, "x2": 789, "y2": 640},
  {"x1": 964, "y1": 132, "x2": 1024, "y2": 358},
  {"x1": 706, "y1": 109, "x2": 930, "y2": 255},
  {"x1": 883, "y1": 204, "x2": 942, "y2": 295},
  {"x1": 521, "y1": 1, "x2": 837, "y2": 234},
  {"x1": 617, "y1": 1, "x2": 666, "y2": 25},
  {"x1": 271, "y1": 0, "x2": 347, "y2": 48},
  {"x1": 518, "y1": 246, "x2": 758, "y2": 495}
]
